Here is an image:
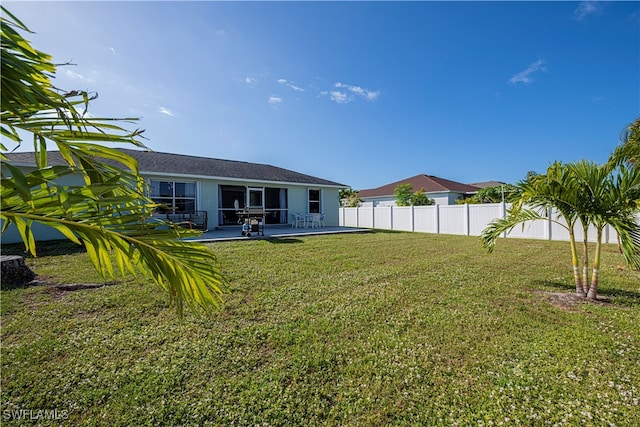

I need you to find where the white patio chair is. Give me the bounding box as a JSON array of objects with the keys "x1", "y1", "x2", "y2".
[
  {"x1": 318, "y1": 212, "x2": 325, "y2": 227},
  {"x1": 309, "y1": 213, "x2": 325, "y2": 228},
  {"x1": 291, "y1": 212, "x2": 306, "y2": 228}
]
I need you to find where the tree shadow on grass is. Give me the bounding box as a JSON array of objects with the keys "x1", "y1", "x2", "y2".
[
  {"x1": 533, "y1": 279, "x2": 573, "y2": 292},
  {"x1": 0, "y1": 240, "x2": 86, "y2": 257},
  {"x1": 370, "y1": 229, "x2": 410, "y2": 235},
  {"x1": 532, "y1": 279, "x2": 640, "y2": 308},
  {"x1": 267, "y1": 237, "x2": 304, "y2": 244},
  {"x1": 596, "y1": 288, "x2": 640, "y2": 307}
]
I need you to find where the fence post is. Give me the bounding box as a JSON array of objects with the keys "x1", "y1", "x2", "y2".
[
  {"x1": 465, "y1": 203, "x2": 470, "y2": 236},
  {"x1": 356, "y1": 206, "x2": 360, "y2": 228},
  {"x1": 411, "y1": 205, "x2": 415, "y2": 232},
  {"x1": 435, "y1": 204, "x2": 440, "y2": 234},
  {"x1": 372, "y1": 206, "x2": 375, "y2": 229}
]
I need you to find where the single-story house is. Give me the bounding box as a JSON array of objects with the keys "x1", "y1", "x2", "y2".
[
  {"x1": 358, "y1": 174, "x2": 481, "y2": 206},
  {"x1": 2, "y1": 149, "x2": 347, "y2": 242}
]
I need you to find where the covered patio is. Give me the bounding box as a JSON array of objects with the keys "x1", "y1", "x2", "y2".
[{"x1": 187, "y1": 224, "x2": 369, "y2": 243}]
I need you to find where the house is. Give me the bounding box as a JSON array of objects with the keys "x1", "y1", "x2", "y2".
[
  {"x1": 358, "y1": 174, "x2": 480, "y2": 206},
  {"x1": 2, "y1": 149, "x2": 347, "y2": 242}
]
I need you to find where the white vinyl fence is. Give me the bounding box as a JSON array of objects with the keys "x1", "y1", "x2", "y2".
[{"x1": 339, "y1": 203, "x2": 638, "y2": 244}]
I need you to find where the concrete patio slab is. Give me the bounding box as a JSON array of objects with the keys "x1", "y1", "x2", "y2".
[{"x1": 187, "y1": 225, "x2": 370, "y2": 243}]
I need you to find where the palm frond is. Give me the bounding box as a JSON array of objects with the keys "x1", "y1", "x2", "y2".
[
  {"x1": 1, "y1": 170, "x2": 227, "y2": 314},
  {"x1": 1, "y1": 8, "x2": 227, "y2": 315},
  {"x1": 481, "y1": 208, "x2": 548, "y2": 253}
]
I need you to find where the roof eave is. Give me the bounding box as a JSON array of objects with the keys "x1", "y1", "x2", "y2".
[
  {"x1": 138, "y1": 170, "x2": 349, "y2": 188},
  {"x1": 4, "y1": 160, "x2": 347, "y2": 189}
]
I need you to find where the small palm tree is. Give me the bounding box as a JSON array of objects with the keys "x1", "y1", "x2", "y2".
[
  {"x1": 569, "y1": 161, "x2": 640, "y2": 298},
  {"x1": 482, "y1": 162, "x2": 586, "y2": 296},
  {"x1": 482, "y1": 158, "x2": 640, "y2": 300}
]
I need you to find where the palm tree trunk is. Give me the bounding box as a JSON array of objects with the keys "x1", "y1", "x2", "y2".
[
  {"x1": 568, "y1": 228, "x2": 584, "y2": 296},
  {"x1": 587, "y1": 228, "x2": 603, "y2": 300},
  {"x1": 617, "y1": 235, "x2": 622, "y2": 254},
  {"x1": 582, "y1": 223, "x2": 590, "y2": 294}
]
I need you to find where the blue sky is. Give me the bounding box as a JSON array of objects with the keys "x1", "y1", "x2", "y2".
[{"x1": 5, "y1": 1, "x2": 639, "y2": 190}]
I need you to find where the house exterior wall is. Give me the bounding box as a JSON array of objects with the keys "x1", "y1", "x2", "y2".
[
  {"x1": 1, "y1": 164, "x2": 76, "y2": 243},
  {"x1": 320, "y1": 187, "x2": 341, "y2": 226},
  {"x1": 1, "y1": 165, "x2": 343, "y2": 244},
  {"x1": 286, "y1": 185, "x2": 341, "y2": 226},
  {"x1": 361, "y1": 191, "x2": 465, "y2": 207}
]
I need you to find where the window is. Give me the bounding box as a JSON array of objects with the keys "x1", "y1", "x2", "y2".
[
  {"x1": 150, "y1": 180, "x2": 196, "y2": 213},
  {"x1": 248, "y1": 187, "x2": 264, "y2": 208},
  {"x1": 308, "y1": 189, "x2": 321, "y2": 214}
]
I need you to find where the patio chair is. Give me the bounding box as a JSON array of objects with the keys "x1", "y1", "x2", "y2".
[
  {"x1": 291, "y1": 212, "x2": 306, "y2": 228},
  {"x1": 309, "y1": 213, "x2": 325, "y2": 228}
]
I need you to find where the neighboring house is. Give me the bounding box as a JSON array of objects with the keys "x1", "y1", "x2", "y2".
[
  {"x1": 358, "y1": 174, "x2": 481, "y2": 206},
  {"x1": 2, "y1": 149, "x2": 347, "y2": 242}
]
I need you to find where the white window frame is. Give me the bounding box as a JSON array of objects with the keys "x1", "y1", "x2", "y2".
[
  {"x1": 248, "y1": 187, "x2": 265, "y2": 208},
  {"x1": 149, "y1": 179, "x2": 198, "y2": 213},
  {"x1": 308, "y1": 188, "x2": 322, "y2": 214}
]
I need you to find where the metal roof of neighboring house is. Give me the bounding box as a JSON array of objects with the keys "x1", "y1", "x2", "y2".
[
  {"x1": 358, "y1": 174, "x2": 480, "y2": 198},
  {"x1": 5, "y1": 148, "x2": 347, "y2": 187},
  {"x1": 467, "y1": 180, "x2": 506, "y2": 189}
]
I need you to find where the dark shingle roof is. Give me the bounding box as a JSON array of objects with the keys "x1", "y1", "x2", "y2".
[
  {"x1": 5, "y1": 149, "x2": 346, "y2": 187},
  {"x1": 359, "y1": 174, "x2": 480, "y2": 198}
]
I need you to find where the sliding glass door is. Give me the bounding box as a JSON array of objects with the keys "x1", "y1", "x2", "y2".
[
  {"x1": 265, "y1": 187, "x2": 288, "y2": 224},
  {"x1": 218, "y1": 185, "x2": 288, "y2": 225},
  {"x1": 218, "y1": 185, "x2": 245, "y2": 225}
]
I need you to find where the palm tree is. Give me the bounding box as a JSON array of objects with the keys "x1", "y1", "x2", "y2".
[
  {"x1": 482, "y1": 162, "x2": 586, "y2": 296},
  {"x1": 1, "y1": 7, "x2": 226, "y2": 314},
  {"x1": 610, "y1": 117, "x2": 640, "y2": 167},
  {"x1": 569, "y1": 161, "x2": 640, "y2": 299},
  {"x1": 607, "y1": 118, "x2": 640, "y2": 255},
  {"x1": 483, "y1": 158, "x2": 640, "y2": 301}
]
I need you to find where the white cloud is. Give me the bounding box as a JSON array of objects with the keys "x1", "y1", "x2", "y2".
[
  {"x1": 65, "y1": 69, "x2": 84, "y2": 80},
  {"x1": 64, "y1": 69, "x2": 96, "y2": 84},
  {"x1": 158, "y1": 106, "x2": 175, "y2": 117},
  {"x1": 268, "y1": 96, "x2": 283, "y2": 107},
  {"x1": 278, "y1": 78, "x2": 305, "y2": 92},
  {"x1": 108, "y1": 47, "x2": 116, "y2": 55},
  {"x1": 573, "y1": 1, "x2": 601, "y2": 21},
  {"x1": 508, "y1": 59, "x2": 547, "y2": 85},
  {"x1": 245, "y1": 77, "x2": 257, "y2": 85},
  {"x1": 330, "y1": 91, "x2": 350, "y2": 104},
  {"x1": 334, "y1": 82, "x2": 380, "y2": 101}
]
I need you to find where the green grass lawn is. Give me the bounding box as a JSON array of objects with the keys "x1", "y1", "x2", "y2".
[{"x1": 1, "y1": 232, "x2": 639, "y2": 426}]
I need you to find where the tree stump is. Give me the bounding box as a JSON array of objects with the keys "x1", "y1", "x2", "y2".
[{"x1": 1, "y1": 255, "x2": 36, "y2": 288}]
